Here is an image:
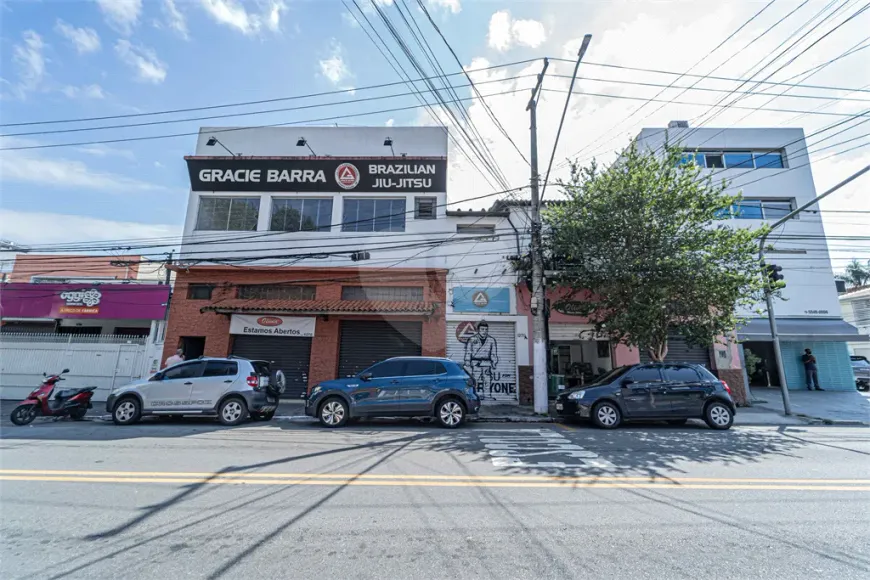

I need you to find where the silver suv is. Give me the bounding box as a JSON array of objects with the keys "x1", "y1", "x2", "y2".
[{"x1": 106, "y1": 357, "x2": 286, "y2": 426}]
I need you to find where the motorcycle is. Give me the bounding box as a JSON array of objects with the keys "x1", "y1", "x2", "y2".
[{"x1": 9, "y1": 369, "x2": 97, "y2": 426}]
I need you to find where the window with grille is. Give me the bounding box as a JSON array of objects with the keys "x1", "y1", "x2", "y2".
[
  {"x1": 415, "y1": 197, "x2": 436, "y2": 220},
  {"x1": 270, "y1": 198, "x2": 333, "y2": 232},
  {"x1": 342, "y1": 199, "x2": 406, "y2": 232},
  {"x1": 456, "y1": 224, "x2": 496, "y2": 234},
  {"x1": 341, "y1": 286, "x2": 424, "y2": 301},
  {"x1": 195, "y1": 197, "x2": 260, "y2": 231},
  {"x1": 187, "y1": 284, "x2": 213, "y2": 300},
  {"x1": 237, "y1": 285, "x2": 316, "y2": 300}
]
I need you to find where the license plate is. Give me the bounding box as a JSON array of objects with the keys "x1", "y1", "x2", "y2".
[{"x1": 555, "y1": 403, "x2": 563, "y2": 410}]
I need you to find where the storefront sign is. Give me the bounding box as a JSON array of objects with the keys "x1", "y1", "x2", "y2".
[
  {"x1": 553, "y1": 301, "x2": 586, "y2": 316},
  {"x1": 186, "y1": 157, "x2": 447, "y2": 193},
  {"x1": 453, "y1": 287, "x2": 510, "y2": 313},
  {"x1": 0, "y1": 283, "x2": 169, "y2": 320},
  {"x1": 229, "y1": 314, "x2": 316, "y2": 337}
]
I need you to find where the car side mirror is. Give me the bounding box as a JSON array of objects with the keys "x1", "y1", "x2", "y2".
[
  {"x1": 62, "y1": 368, "x2": 70, "y2": 374},
  {"x1": 360, "y1": 372, "x2": 373, "y2": 382}
]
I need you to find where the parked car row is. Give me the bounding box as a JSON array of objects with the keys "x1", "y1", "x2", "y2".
[{"x1": 11, "y1": 358, "x2": 738, "y2": 430}]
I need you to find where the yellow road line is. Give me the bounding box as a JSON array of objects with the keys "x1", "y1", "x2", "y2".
[
  {"x1": 1, "y1": 474, "x2": 868, "y2": 491},
  {"x1": 2, "y1": 469, "x2": 868, "y2": 485},
  {"x1": 555, "y1": 423, "x2": 576, "y2": 431}
]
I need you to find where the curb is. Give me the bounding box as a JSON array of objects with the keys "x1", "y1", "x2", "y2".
[{"x1": 472, "y1": 416, "x2": 555, "y2": 423}]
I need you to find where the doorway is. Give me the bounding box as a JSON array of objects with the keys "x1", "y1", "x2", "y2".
[
  {"x1": 180, "y1": 336, "x2": 205, "y2": 360},
  {"x1": 550, "y1": 340, "x2": 613, "y2": 388},
  {"x1": 742, "y1": 341, "x2": 780, "y2": 387}
]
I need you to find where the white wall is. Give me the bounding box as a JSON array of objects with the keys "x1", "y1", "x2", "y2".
[{"x1": 637, "y1": 127, "x2": 841, "y2": 319}]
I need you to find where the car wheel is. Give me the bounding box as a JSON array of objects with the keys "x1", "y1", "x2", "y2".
[
  {"x1": 319, "y1": 397, "x2": 349, "y2": 428},
  {"x1": 704, "y1": 401, "x2": 734, "y2": 430},
  {"x1": 218, "y1": 397, "x2": 248, "y2": 426},
  {"x1": 436, "y1": 398, "x2": 465, "y2": 429},
  {"x1": 592, "y1": 401, "x2": 622, "y2": 429},
  {"x1": 113, "y1": 397, "x2": 141, "y2": 426},
  {"x1": 251, "y1": 410, "x2": 276, "y2": 421},
  {"x1": 666, "y1": 418, "x2": 688, "y2": 426}
]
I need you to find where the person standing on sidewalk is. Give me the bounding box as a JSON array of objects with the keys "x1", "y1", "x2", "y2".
[
  {"x1": 802, "y1": 348, "x2": 823, "y2": 391},
  {"x1": 164, "y1": 348, "x2": 185, "y2": 369}
]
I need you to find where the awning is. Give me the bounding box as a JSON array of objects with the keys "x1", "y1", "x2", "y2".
[
  {"x1": 737, "y1": 318, "x2": 869, "y2": 342},
  {"x1": 201, "y1": 299, "x2": 439, "y2": 316}
]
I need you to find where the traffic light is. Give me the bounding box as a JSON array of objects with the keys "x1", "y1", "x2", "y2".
[{"x1": 765, "y1": 263, "x2": 784, "y2": 285}]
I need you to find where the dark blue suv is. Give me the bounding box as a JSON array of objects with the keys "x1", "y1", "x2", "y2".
[{"x1": 304, "y1": 357, "x2": 481, "y2": 428}]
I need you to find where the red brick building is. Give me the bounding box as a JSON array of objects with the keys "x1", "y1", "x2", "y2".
[{"x1": 163, "y1": 266, "x2": 447, "y2": 397}]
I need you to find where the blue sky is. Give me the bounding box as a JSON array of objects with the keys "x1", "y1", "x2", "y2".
[{"x1": 1, "y1": 0, "x2": 868, "y2": 263}]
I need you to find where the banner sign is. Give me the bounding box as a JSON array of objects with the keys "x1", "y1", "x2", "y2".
[
  {"x1": 186, "y1": 157, "x2": 448, "y2": 193},
  {"x1": 553, "y1": 301, "x2": 587, "y2": 316},
  {"x1": 229, "y1": 314, "x2": 316, "y2": 337},
  {"x1": 452, "y1": 287, "x2": 510, "y2": 313},
  {"x1": 0, "y1": 283, "x2": 169, "y2": 320}
]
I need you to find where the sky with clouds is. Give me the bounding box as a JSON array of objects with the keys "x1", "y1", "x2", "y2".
[{"x1": 0, "y1": 0, "x2": 868, "y2": 268}]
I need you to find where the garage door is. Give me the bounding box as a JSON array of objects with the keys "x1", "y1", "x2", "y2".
[
  {"x1": 447, "y1": 320, "x2": 517, "y2": 404},
  {"x1": 231, "y1": 335, "x2": 312, "y2": 399},
  {"x1": 640, "y1": 336, "x2": 711, "y2": 368},
  {"x1": 337, "y1": 320, "x2": 422, "y2": 378}
]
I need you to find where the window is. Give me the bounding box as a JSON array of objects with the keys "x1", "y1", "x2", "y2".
[
  {"x1": 342, "y1": 199, "x2": 406, "y2": 232},
  {"x1": 723, "y1": 152, "x2": 754, "y2": 169},
  {"x1": 187, "y1": 284, "x2": 213, "y2": 300},
  {"x1": 203, "y1": 361, "x2": 238, "y2": 377},
  {"x1": 663, "y1": 366, "x2": 701, "y2": 383},
  {"x1": 728, "y1": 198, "x2": 794, "y2": 220},
  {"x1": 678, "y1": 149, "x2": 785, "y2": 170},
  {"x1": 341, "y1": 286, "x2": 424, "y2": 301},
  {"x1": 163, "y1": 362, "x2": 204, "y2": 380},
  {"x1": 456, "y1": 224, "x2": 496, "y2": 234},
  {"x1": 196, "y1": 197, "x2": 260, "y2": 231},
  {"x1": 626, "y1": 366, "x2": 662, "y2": 382},
  {"x1": 237, "y1": 285, "x2": 316, "y2": 300},
  {"x1": 405, "y1": 360, "x2": 447, "y2": 376},
  {"x1": 415, "y1": 197, "x2": 437, "y2": 220},
  {"x1": 368, "y1": 360, "x2": 407, "y2": 378},
  {"x1": 270, "y1": 198, "x2": 333, "y2": 232}
]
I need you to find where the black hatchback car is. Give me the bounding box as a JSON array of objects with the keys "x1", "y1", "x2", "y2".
[{"x1": 555, "y1": 363, "x2": 736, "y2": 430}]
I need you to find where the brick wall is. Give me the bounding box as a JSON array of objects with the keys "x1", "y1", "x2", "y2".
[
  {"x1": 518, "y1": 365, "x2": 533, "y2": 406},
  {"x1": 163, "y1": 266, "x2": 447, "y2": 389}
]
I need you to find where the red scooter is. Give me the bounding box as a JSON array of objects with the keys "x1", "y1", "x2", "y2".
[{"x1": 9, "y1": 369, "x2": 97, "y2": 426}]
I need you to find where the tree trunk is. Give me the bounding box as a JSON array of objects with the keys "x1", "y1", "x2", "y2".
[{"x1": 647, "y1": 341, "x2": 669, "y2": 362}]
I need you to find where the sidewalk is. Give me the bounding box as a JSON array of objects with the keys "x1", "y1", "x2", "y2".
[{"x1": 748, "y1": 388, "x2": 870, "y2": 425}]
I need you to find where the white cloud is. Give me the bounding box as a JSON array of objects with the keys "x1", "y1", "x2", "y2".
[
  {"x1": 0, "y1": 139, "x2": 156, "y2": 191},
  {"x1": 61, "y1": 84, "x2": 106, "y2": 99},
  {"x1": 0, "y1": 209, "x2": 181, "y2": 247},
  {"x1": 427, "y1": 0, "x2": 461, "y2": 14},
  {"x1": 78, "y1": 144, "x2": 136, "y2": 160},
  {"x1": 162, "y1": 0, "x2": 189, "y2": 39},
  {"x1": 487, "y1": 10, "x2": 546, "y2": 52},
  {"x1": 54, "y1": 20, "x2": 101, "y2": 54},
  {"x1": 12, "y1": 31, "x2": 46, "y2": 96},
  {"x1": 198, "y1": 0, "x2": 286, "y2": 35},
  {"x1": 385, "y1": 118, "x2": 395, "y2": 127},
  {"x1": 319, "y1": 41, "x2": 351, "y2": 84},
  {"x1": 115, "y1": 40, "x2": 168, "y2": 84},
  {"x1": 94, "y1": 0, "x2": 142, "y2": 35}
]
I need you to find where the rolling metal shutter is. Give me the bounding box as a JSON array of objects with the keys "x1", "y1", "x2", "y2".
[
  {"x1": 640, "y1": 336, "x2": 711, "y2": 368},
  {"x1": 447, "y1": 320, "x2": 518, "y2": 404},
  {"x1": 337, "y1": 320, "x2": 422, "y2": 378},
  {"x1": 231, "y1": 335, "x2": 312, "y2": 399}
]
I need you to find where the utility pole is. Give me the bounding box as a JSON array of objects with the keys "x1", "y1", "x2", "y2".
[
  {"x1": 527, "y1": 58, "x2": 549, "y2": 414},
  {"x1": 759, "y1": 163, "x2": 869, "y2": 415},
  {"x1": 163, "y1": 250, "x2": 173, "y2": 285}
]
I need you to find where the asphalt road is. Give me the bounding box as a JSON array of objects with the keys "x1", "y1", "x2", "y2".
[{"x1": 1, "y1": 417, "x2": 869, "y2": 580}]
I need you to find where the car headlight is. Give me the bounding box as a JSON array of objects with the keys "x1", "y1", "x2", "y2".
[
  {"x1": 310, "y1": 385, "x2": 322, "y2": 396},
  {"x1": 568, "y1": 391, "x2": 586, "y2": 400}
]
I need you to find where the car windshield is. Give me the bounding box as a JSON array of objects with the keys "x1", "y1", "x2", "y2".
[
  {"x1": 853, "y1": 359, "x2": 870, "y2": 368},
  {"x1": 585, "y1": 366, "x2": 633, "y2": 386}
]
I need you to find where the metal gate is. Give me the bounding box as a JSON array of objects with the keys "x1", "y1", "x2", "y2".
[
  {"x1": 337, "y1": 320, "x2": 422, "y2": 378},
  {"x1": 231, "y1": 335, "x2": 312, "y2": 399},
  {"x1": 640, "y1": 336, "x2": 711, "y2": 367},
  {"x1": 447, "y1": 320, "x2": 517, "y2": 404}
]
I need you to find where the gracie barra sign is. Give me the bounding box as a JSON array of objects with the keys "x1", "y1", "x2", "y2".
[{"x1": 186, "y1": 157, "x2": 447, "y2": 193}]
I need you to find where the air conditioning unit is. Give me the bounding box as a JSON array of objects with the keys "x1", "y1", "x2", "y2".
[{"x1": 668, "y1": 120, "x2": 689, "y2": 128}]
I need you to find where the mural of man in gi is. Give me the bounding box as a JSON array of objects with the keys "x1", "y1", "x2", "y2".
[{"x1": 463, "y1": 321, "x2": 499, "y2": 397}]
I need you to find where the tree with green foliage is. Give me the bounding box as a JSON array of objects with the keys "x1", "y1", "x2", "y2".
[
  {"x1": 843, "y1": 259, "x2": 870, "y2": 288},
  {"x1": 541, "y1": 144, "x2": 771, "y2": 361}
]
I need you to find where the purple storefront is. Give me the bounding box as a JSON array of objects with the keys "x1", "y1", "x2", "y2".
[{"x1": 0, "y1": 283, "x2": 169, "y2": 336}]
